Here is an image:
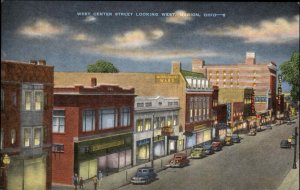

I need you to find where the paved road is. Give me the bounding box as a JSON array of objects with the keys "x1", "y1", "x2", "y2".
[{"x1": 118, "y1": 119, "x2": 299, "y2": 190}]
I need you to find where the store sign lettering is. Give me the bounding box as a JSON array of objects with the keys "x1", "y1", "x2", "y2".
[
  {"x1": 155, "y1": 74, "x2": 179, "y2": 83},
  {"x1": 89, "y1": 139, "x2": 124, "y2": 152}
]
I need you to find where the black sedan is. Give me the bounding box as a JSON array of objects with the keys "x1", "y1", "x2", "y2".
[{"x1": 280, "y1": 140, "x2": 291, "y2": 148}]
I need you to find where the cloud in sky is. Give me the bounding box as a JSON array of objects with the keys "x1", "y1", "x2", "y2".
[
  {"x1": 71, "y1": 33, "x2": 95, "y2": 42},
  {"x1": 166, "y1": 10, "x2": 193, "y2": 24},
  {"x1": 19, "y1": 19, "x2": 65, "y2": 38},
  {"x1": 113, "y1": 29, "x2": 164, "y2": 48},
  {"x1": 84, "y1": 16, "x2": 97, "y2": 23},
  {"x1": 201, "y1": 15, "x2": 299, "y2": 44}
]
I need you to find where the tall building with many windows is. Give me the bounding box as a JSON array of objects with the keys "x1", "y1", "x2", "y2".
[
  {"x1": 1, "y1": 60, "x2": 53, "y2": 190},
  {"x1": 52, "y1": 78, "x2": 135, "y2": 185},
  {"x1": 192, "y1": 52, "x2": 277, "y2": 117}
]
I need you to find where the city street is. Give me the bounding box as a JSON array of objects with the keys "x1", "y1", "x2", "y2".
[{"x1": 118, "y1": 119, "x2": 299, "y2": 190}]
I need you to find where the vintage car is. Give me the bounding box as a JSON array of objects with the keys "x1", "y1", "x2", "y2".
[
  {"x1": 224, "y1": 136, "x2": 233, "y2": 146},
  {"x1": 131, "y1": 167, "x2": 157, "y2": 184},
  {"x1": 203, "y1": 144, "x2": 215, "y2": 155},
  {"x1": 211, "y1": 141, "x2": 223, "y2": 151},
  {"x1": 169, "y1": 153, "x2": 190, "y2": 168},
  {"x1": 231, "y1": 134, "x2": 241, "y2": 143},
  {"x1": 248, "y1": 129, "x2": 256, "y2": 136},
  {"x1": 190, "y1": 147, "x2": 206, "y2": 159}
]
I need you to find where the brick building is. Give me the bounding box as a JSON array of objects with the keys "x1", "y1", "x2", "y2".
[
  {"x1": 54, "y1": 61, "x2": 214, "y2": 151},
  {"x1": 1, "y1": 60, "x2": 53, "y2": 190},
  {"x1": 192, "y1": 52, "x2": 277, "y2": 117},
  {"x1": 52, "y1": 78, "x2": 135, "y2": 185}
]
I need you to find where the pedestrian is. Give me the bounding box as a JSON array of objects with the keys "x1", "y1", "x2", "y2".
[
  {"x1": 93, "y1": 175, "x2": 98, "y2": 190},
  {"x1": 73, "y1": 173, "x2": 79, "y2": 190},
  {"x1": 97, "y1": 170, "x2": 103, "y2": 188},
  {"x1": 79, "y1": 177, "x2": 84, "y2": 189}
]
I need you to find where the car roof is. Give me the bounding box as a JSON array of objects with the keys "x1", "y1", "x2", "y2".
[{"x1": 138, "y1": 167, "x2": 154, "y2": 170}]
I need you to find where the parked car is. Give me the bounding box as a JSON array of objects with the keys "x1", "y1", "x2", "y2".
[
  {"x1": 231, "y1": 134, "x2": 241, "y2": 143},
  {"x1": 203, "y1": 144, "x2": 215, "y2": 155},
  {"x1": 287, "y1": 120, "x2": 293, "y2": 125},
  {"x1": 224, "y1": 136, "x2": 233, "y2": 146},
  {"x1": 256, "y1": 126, "x2": 265, "y2": 132},
  {"x1": 212, "y1": 138, "x2": 226, "y2": 146},
  {"x1": 131, "y1": 167, "x2": 157, "y2": 184},
  {"x1": 280, "y1": 140, "x2": 291, "y2": 148},
  {"x1": 211, "y1": 141, "x2": 223, "y2": 151},
  {"x1": 190, "y1": 147, "x2": 206, "y2": 159},
  {"x1": 264, "y1": 124, "x2": 272, "y2": 130},
  {"x1": 248, "y1": 129, "x2": 256, "y2": 136},
  {"x1": 169, "y1": 153, "x2": 190, "y2": 168}
]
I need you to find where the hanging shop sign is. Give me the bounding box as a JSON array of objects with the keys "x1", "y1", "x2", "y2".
[{"x1": 161, "y1": 126, "x2": 174, "y2": 136}]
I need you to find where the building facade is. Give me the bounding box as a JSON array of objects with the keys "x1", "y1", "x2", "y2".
[
  {"x1": 192, "y1": 52, "x2": 277, "y2": 117},
  {"x1": 134, "y1": 96, "x2": 181, "y2": 166},
  {"x1": 1, "y1": 60, "x2": 53, "y2": 190},
  {"x1": 52, "y1": 78, "x2": 135, "y2": 185}
]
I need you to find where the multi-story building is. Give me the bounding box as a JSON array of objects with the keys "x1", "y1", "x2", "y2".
[
  {"x1": 192, "y1": 52, "x2": 277, "y2": 117},
  {"x1": 134, "y1": 96, "x2": 180, "y2": 165},
  {"x1": 1, "y1": 60, "x2": 53, "y2": 190},
  {"x1": 54, "y1": 61, "x2": 214, "y2": 151},
  {"x1": 52, "y1": 78, "x2": 135, "y2": 186}
]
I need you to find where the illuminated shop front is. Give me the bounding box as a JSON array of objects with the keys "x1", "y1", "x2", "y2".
[
  {"x1": 136, "y1": 138, "x2": 150, "y2": 164},
  {"x1": 153, "y1": 135, "x2": 165, "y2": 159},
  {"x1": 75, "y1": 133, "x2": 132, "y2": 178}
]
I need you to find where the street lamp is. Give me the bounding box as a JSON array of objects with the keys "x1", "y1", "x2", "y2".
[{"x1": 2, "y1": 154, "x2": 10, "y2": 190}]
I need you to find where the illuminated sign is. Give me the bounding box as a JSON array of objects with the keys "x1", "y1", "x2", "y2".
[
  {"x1": 227, "y1": 102, "x2": 231, "y2": 121},
  {"x1": 89, "y1": 139, "x2": 124, "y2": 152},
  {"x1": 155, "y1": 74, "x2": 179, "y2": 83},
  {"x1": 255, "y1": 96, "x2": 267, "y2": 102}
]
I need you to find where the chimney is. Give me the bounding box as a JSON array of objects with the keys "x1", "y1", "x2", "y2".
[
  {"x1": 91, "y1": 77, "x2": 97, "y2": 87},
  {"x1": 30, "y1": 60, "x2": 37, "y2": 65},
  {"x1": 37, "y1": 59, "x2": 46, "y2": 65},
  {"x1": 171, "y1": 61, "x2": 181, "y2": 74},
  {"x1": 245, "y1": 52, "x2": 256, "y2": 65}
]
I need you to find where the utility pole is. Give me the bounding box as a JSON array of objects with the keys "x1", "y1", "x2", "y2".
[{"x1": 292, "y1": 126, "x2": 297, "y2": 169}]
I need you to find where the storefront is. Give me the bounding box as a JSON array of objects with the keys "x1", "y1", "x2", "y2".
[
  {"x1": 75, "y1": 133, "x2": 132, "y2": 178},
  {"x1": 186, "y1": 133, "x2": 196, "y2": 148},
  {"x1": 153, "y1": 135, "x2": 165, "y2": 159},
  {"x1": 214, "y1": 123, "x2": 229, "y2": 139},
  {"x1": 167, "y1": 136, "x2": 178, "y2": 154},
  {"x1": 136, "y1": 138, "x2": 151, "y2": 164}
]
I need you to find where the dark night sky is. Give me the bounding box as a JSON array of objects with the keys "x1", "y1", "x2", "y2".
[{"x1": 1, "y1": 1, "x2": 299, "y2": 91}]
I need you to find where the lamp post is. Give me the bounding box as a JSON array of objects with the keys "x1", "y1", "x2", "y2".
[
  {"x1": 2, "y1": 154, "x2": 10, "y2": 190},
  {"x1": 292, "y1": 127, "x2": 298, "y2": 169}
]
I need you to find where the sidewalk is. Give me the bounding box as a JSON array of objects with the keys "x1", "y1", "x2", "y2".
[{"x1": 277, "y1": 160, "x2": 299, "y2": 190}]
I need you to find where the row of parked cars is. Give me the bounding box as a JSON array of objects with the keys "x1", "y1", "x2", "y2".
[{"x1": 131, "y1": 134, "x2": 243, "y2": 184}]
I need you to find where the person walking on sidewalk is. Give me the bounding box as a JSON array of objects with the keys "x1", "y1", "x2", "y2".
[
  {"x1": 79, "y1": 177, "x2": 84, "y2": 189},
  {"x1": 73, "y1": 173, "x2": 79, "y2": 190},
  {"x1": 93, "y1": 175, "x2": 98, "y2": 190},
  {"x1": 97, "y1": 170, "x2": 103, "y2": 188}
]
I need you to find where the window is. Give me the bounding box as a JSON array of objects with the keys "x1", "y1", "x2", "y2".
[
  {"x1": 194, "y1": 98, "x2": 198, "y2": 121},
  {"x1": 173, "y1": 101, "x2": 179, "y2": 106},
  {"x1": 199, "y1": 97, "x2": 202, "y2": 121},
  {"x1": 120, "y1": 107, "x2": 130, "y2": 127},
  {"x1": 11, "y1": 129, "x2": 16, "y2": 145},
  {"x1": 145, "y1": 119, "x2": 151, "y2": 131},
  {"x1": 173, "y1": 115, "x2": 178, "y2": 126},
  {"x1": 136, "y1": 119, "x2": 143, "y2": 132},
  {"x1": 35, "y1": 91, "x2": 43, "y2": 111},
  {"x1": 168, "y1": 102, "x2": 173, "y2": 106},
  {"x1": 159, "y1": 117, "x2": 165, "y2": 128},
  {"x1": 189, "y1": 97, "x2": 193, "y2": 122},
  {"x1": 206, "y1": 97, "x2": 210, "y2": 119},
  {"x1": 1, "y1": 128, "x2": 3, "y2": 149},
  {"x1": 145, "y1": 102, "x2": 152, "y2": 107},
  {"x1": 1, "y1": 89, "x2": 4, "y2": 111},
  {"x1": 25, "y1": 91, "x2": 32, "y2": 111},
  {"x1": 100, "y1": 109, "x2": 116, "y2": 130},
  {"x1": 167, "y1": 116, "x2": 172, "y2": 126},
  {"x1": 137, "y1": 103, "x2": 144, "y2": 107},
  {"x1": 154, "y1": 117, "x2": 159, "y2": 129},
  {"x1": 24, "y1": 128, "x2": 32, "y2": 147},
  {"x1": 34, "y1": 128, "x2": 42, "y2": 147},
  {"x1": 53, "y1": 110, "x2": 65, "y2": 133},
  {"x1": 52, "y1": 144, "x2": 64, "y2": 152},
  {"x1": 83, "y1": 110, "x2": 95, "y2": 131}
]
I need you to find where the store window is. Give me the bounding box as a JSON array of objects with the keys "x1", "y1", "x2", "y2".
[
  {"x1": 120, "y1": 107, "x2": 130, "y2": 127},
  {"x1": 145, "y1": 118, "x2": 151, "y2": 131},
  {"x1": 83, "y1": 110, "x2": 95, "y2": 131},
  {"x1": 53, "y1": 110, "x2": 65, "y2": 133},
  {"x1": 153, "y1": 117, "x2": 159, "y2": 129},
  {"x1": 100, "y1": 109, "x2": 117, "y2": 129},
  {"x1": 136, "y1": 119, "x2": 143, "y2": 132},
  {"x1": 159, "y1": 117, "x2": 165, "y2": 128},
  {"x1": 167, "y1": 116, "x2": 172, "y2": 126},
  {"x1": 173, "y1": 115, "x2": 178, "y2": 126}
]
